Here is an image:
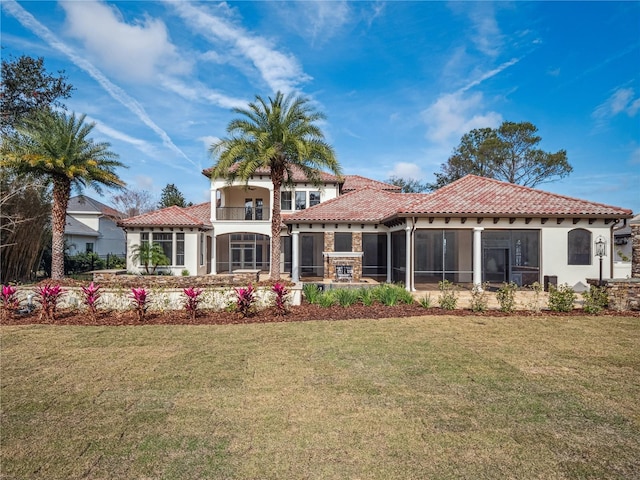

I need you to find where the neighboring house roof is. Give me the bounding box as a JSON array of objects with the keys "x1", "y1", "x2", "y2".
[
  {"x1": 400, "y1": 175, "x2": 633, "y2": 217},
  {"x1": 118, "y1": 202, "x2": 212, "y2": 228},
  {"x1": 286, "y1": 175, "x2": 632, "y2": 224},
  {"x1": 202, "y1": 164, "x2": 342, "y2": 183},
  {"x1": 65, "y1": 215, "x2": 99, "y2": 236},
  {"x1": 615, "y1": 213, "x2": 640, "y2": 237},
  {"x1": 341, "y1": 175, "x2": 402, "y2": 193},
  {"x1": 67, "y1": 195, "x2": 123, "y2": 219}
]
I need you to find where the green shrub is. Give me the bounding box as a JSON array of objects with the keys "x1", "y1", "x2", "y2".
[
  {"x1": 318, "y1": 290, "x2": 337, "y2": 308},
  {"x1": 470, "y1": 283, "x2": 489, "y2": 312},
  {"x1": 397, "y1": 287, "x2": 415, "y2": 305},
  {"x1": 375, "y1": 284, "x2": 401, "y2": 306},
  {"x1": 582, "y1": 286, "x2": 608, "y2": 314},
  {"x1": 438, "y1": 280, "x2": 458, "y2": 310},
  {"x1": 496, "y1": 282, "x2": 518, "y2": 313},
  {"x1": 418, "y1": 294, "x2": 432, "y2": 308},
  {"x1": 548, "y1": 284, "x2": 576, "y2": 312},
  {"x1": 303, "y1": 283, "x2": 322, "y2": 304},
  {"x1": 526, "y1": 282, "x2": 543, "y2": 313},
  {"x1": 181, "y1": 269, "x2": 190, "y2": 276},
  {"x1": 334, "y1": 288, "x2": 359, "y2": 307},
  {"x1": 358, "y1": 288, "x2": 375, "y2": 306}
]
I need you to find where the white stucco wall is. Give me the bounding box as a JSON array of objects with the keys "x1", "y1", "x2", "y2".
[
  {"x1": 70, "y1": 213, "x2": 100, "y2": 231},
  {"x1": 125, "y1": 229, "x2": 206, "y2": 276}
]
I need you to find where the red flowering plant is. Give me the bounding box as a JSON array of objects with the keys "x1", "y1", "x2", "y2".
[
  {"x1": 36, "y1": 284, "x2": 64, "y2": 322},
  {"x1": 81, "y1": 282, "x2": 101, "y2": 322},
  {"x1": 183, "y1": 287, "x2": 203, "y2": 321},
  {"x1": 1, "y1": 285, "x2": 19, "y2": 320},
  {"x1": 235, "y1": 284, "x2": 256, "y2": 318},
  {"x1": 130, "y1": 287, "x2": 148, "y2": 322},
  {"x1": 272, "y1": 282, "x2": 289, "y2": 316}
]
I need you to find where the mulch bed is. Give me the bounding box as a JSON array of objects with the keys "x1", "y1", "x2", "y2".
[{"x1": 2, "y1": 303, "x2": 638, "y2": 326}]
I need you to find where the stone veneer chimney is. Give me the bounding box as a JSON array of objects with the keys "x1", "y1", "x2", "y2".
[{"x1": 632, "y1": 220, "x2": 640, "y2": 278}]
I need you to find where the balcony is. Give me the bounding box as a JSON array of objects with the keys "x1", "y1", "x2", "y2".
[{"x1": 216, "y1": 207, "x2": 270, "y2": 221}]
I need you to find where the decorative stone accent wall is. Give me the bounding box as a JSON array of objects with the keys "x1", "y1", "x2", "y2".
[
  {"x1": 324, "y1": 232, "x2": 334, "y2": 254},
  {"x1": 632, "y1": 223, "x2": 640, "y2": 278},
  {"x1": 323, "y1": 231, "x2": 363, "y2": 282}
]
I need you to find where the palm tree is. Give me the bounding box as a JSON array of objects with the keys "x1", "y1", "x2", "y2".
[
  {"x1": 210, "y1": 91, "x2": 341, "y2": 280},
  {"x1": 1, "y1": 110, "x2": 125, "y2": 279},
  {"x1": 130, "y1": 242, "x2": 170, "y2": 274}
]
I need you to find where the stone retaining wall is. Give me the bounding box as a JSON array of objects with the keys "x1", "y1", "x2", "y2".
[
  {"x1": 601, "y1": 279, "x2": 640, "y2": 311},
  {"x1": 92, "y1": 271, "x2": 258, "y2": 288}
]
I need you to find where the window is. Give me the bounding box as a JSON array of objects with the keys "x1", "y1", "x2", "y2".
[
  {"x1": 140, "y1": 232, "x2": 149, "y2": 244},
  {"x1": 335, "y1": 232, "x2": 352, "y2": 252},
  {"x1": 295, "y1": 191, "x2": 307, "y2": 210},
  {"x1": 85, "y1": 242, "x2": 94, "y2": 253},
  {"x1": 309, "y1": 191, "x2": 321, "y2": 207},
  {"x1": 176, "y1": 233, "x2": 185, "y2": 266},
  {"x1": 200, "y1": 233, "x2": 205, "y2": 266},
  {"x1": 152, "y1": 232, "x2": 173, "y2": 264},
  {"x1": 568, "y1": 229, "x2": 591, "y2": 265},
  {"x1": 245, "y1": 198, "x2": 253, "y2": 220},
  {"x1": 281, "y1": 191, "x2": 292, "y2": 210},
  {"x1": 255, "y1": 198, "x2": 263, "y2": 220}
]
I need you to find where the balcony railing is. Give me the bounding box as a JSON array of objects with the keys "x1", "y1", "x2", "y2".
[{"x1": 216, "y1": 207, "x2": 269, "y2": 221}]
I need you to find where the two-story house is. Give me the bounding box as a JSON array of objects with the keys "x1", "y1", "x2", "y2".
[
  {"x1": 119, "y1": 169, "x2": 632, "y2": 291},
  {"x1": 66, "y1": 195, "x2": 126, "y2": 257}
]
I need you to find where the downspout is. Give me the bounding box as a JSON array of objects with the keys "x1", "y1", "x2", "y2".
[{"x1": 609, "y1": 219, "x2": 619, "y2": 279}]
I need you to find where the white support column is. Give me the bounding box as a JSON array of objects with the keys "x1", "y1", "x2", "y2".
[
  {"x1": 211, "y1": 233, "x2": 217, "y2": 274},
  {"x1": 291, "y1": 231, "x2": 300, "y2": 283},
  {"x1": 473, "y1": 227, "x2": 483, "y2": 288},
  {"x1": 405, "y1": 225, "x2": 411, "y2": 291},
  {"x1": 386, "y1": 231, "x2": 392, "y2": 283},
  {"x1": 212, "y1": 189, "x2": 217, "y2": 221}
]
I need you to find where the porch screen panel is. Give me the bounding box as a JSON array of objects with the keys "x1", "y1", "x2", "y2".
[
  {"x1": 282, "y1": 236, "x2": 292, "y2": 274},
  {"x1": 391, "y1": 231, "x2": 406, "y2": 283},
  {"x1": 362, "y1": 233, "x2": 387, "y2": 276},
  {"x1": 300, "y1": 233, "x2": 324, "y2": 277},
  {"x1": 414, "y1": 230, "x2": 472, "y2": 283},
  {"x1": 482, "y1": 230, "x2": 540, "y2": 285}
]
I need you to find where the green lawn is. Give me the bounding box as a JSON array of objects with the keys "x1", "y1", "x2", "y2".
[{"x1": 2, "y1": 315, "x2": 639, "y2": 479}]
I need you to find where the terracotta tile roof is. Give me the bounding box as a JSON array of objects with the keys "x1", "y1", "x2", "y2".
[
  {"x1": 119, "y1": 202, "x2": 212, "y2": 228},
  {"x1": 285, "y1": 187, "x2": 406, "y2": 223},
  {"x1": 285, "y1": 175, "x2": 632, "y2": 223},
  {"x1": 202, "y1": 164, "x2": 341, "y2": 183},
  {"x1": 341, "y1": 175, "x2": 402, "y2": 192},
  {"x1": 401, "y1": 175, "x2": 633, "y2": 217}
]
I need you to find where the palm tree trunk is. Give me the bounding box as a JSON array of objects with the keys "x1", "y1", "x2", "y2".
[
  {"x1": 270, "y1": 172, "x2": 283, "y2": 281},
  {"x1": 51, "y1": 177, "x2": 70, "y2": 280}
]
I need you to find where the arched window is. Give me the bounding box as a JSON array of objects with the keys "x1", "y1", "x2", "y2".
[{"x1": 568, "y1": 229, "x2": 591, "y2": 265}]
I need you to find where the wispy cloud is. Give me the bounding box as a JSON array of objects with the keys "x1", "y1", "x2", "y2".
[
  {"x1": 3, "y1": 0, "x2": 198, "y2": 171},
  {"x1": 270, "y1": 1, "x2": 352, "y2": 45},
  {"x1": 159, "y1": 76, "x2": 247, "y2": 110},
  {"x1": 60, "y1": 0, "x2": 189, "y2": 83},
  {"x1": 422, "y1": 91, "x2": 502, "y2": 145},
  {"x1": 172, "y1": 2, "x2": 310, "y2": 94},
  {"x1": 387, "y1": 162, "x2": 423, "y2": 181},
  {"x1": 458, "y1": 57, "x2": 521, "y2": 94},
  {"x1": 469, "y1": 3, "x2": 502, "y2": 57},
  {"x1": 87, "y1": 116, "x2": 158, "y2": 159},
  {"x1": 593, "y1": 87, "x2": 640, "y2": 120}
]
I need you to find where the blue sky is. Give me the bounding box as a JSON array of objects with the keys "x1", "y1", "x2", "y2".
[{"x1": 2, "y1": 1, "x2": 639, "y2": 213}]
